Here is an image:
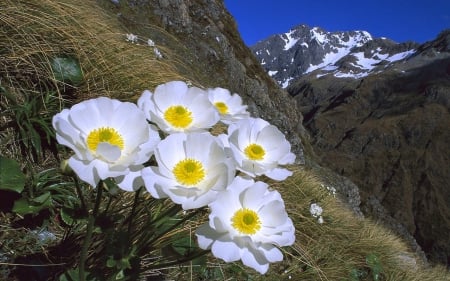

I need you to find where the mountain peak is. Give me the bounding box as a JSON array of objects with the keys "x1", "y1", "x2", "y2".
[{"x1": 251, "y1": 25, "x2": 420, "y2": 87}]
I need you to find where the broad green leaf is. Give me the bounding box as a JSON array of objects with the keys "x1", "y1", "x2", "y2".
[
  {"x1": 0, "y1": 156, "x2": 25, "y2": 193},
  {"x1": 60, "y1": 208, "x2": 75, "y2": 225},
  {"x1": 12, "y1": 192, "x2": 52, "y2": 215},
  {"x1": 51, "y1": 56, "x2": 83, "y2": 86}
]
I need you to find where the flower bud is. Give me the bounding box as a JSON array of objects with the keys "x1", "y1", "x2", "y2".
[{"x1": 60, "y1": 159, "x2": 74, "y2": 176}]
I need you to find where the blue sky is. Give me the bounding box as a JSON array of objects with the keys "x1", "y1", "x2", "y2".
[{"x1": 224, "y1": 0, "x2": 450, "y2": 46}]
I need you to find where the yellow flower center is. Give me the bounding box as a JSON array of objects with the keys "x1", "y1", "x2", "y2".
[
  {"x1": 173, "y1": 158, "x2": 205, "y2": 186},
  {"x1": 244, "y1": 143, "x2": 265, "y2": 160},
  {"x1": 231, "y1": 208, "x2": 261, "y2": 235},
  {"x1": 164, "y1": 105, "x2": 193, "y2": 129},
  {"x1": 86, "y1": 127, "x2": 124, "y2": 152},
  {"x1": 214, "y1": 102, "x2": 228, "y2": 114}
]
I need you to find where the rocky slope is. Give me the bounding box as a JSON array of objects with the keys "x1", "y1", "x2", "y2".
[
  {"x1": 98, "y1": 0, "x2": 370, "y2": 217},
  {"x1": 288, "y1": 30, "x2": 450, "y2": 265},
  {"x1": 105, "y1": 0, "x2": 307, "y2": 159},
  {"x1": 101, "y1": 1, "x2": 450, "y2": 263}
]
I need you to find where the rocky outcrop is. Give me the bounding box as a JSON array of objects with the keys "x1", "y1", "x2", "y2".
[
  {"x1": 104, "y1": 0, "x2": 307, "y2": 161},
  {"x1": 97, "y1": 0, "x2": 370, "y2": 214},
  {"x1": 288, "y1": 30, "x2": 450, "y2": 265}
]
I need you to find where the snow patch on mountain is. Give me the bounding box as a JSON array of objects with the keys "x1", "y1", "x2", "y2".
[{"x1": 282, "y1": 29, "x2": 300, "y2": 50}]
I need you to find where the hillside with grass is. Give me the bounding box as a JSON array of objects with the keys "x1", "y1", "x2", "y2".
[{"x1": 1, "y1": 1, "x2": 449, "y2": 280}]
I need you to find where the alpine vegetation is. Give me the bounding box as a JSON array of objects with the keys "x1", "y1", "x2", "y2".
[{"x1": 52, "y1": 80, "x2": 296, "y2": 277}]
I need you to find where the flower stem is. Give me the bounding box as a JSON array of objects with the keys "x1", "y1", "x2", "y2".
[
  {"x1": 74, "y1": 176, "x2": 87, "y2": 212},
  {"x1": 127, "y1": 187, "x2": 142, "y2": 235},
  {"x1": 79, "y1": 182, "x2": 103, "y2": 281}
]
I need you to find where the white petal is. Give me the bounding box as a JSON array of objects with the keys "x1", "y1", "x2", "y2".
[
  {"x1": 241, "y1": 181, "x2": 269, "y2": 209},
  {"x1": 259, "y1": 244, "x2": 283, "y2": 262},
  {"x1": 115, "y1": 165, "x2": 144, "y2": 191},
  {"x1": 209, "y1": 191, "x2": 240, "y2": 226},
  {"x1": 241, "y1": 247, "x2": 270, "y2": 274},
  {"x1": 249, "y1": 118, "x2": 270, "y2": 141},
  {"x1": 211, "y1": 239, "x2": 242, "y2": 263},
  {"x1": 141, "y1": 167, "x2": 169, "y2": 199},
  {"x1": 195, "y1": 224, "x2": 215, "y2": 250},
  {"x1": 153, "y1": 81, "x2": 188, "y2": 110},
  {"x1": 131, "y1": 125, "x2": 161, "y2": 165},
  {"x1": 264, "y1": 168, "x2": 293, "y2": 181},
  {"x1": 52, "y1": 110, "x2": 86, "y2": 158},
  {"x1": 257, "y1": 126, "x2": 284, "y2": 150},
  {"x1": 155, "y1": 133, "x2": 186, "y2": 170},
  {"x1": 69, "y1": 98, "x2": 107, "y2": 133},
  {"x1": 278, "y1": 152, "x2": 296, "y2": 165},
  {"x1": 184, "y1": 133, "x2": 214, "y2": 160},
  {"x1": 175, "y1": 189, "x2": 218, "y2": 210},
  {"x1": 68, "y1": 157, "x2": 100, "y2": 187},
  {"x1": 96, "y1": 142, "x2": 121, "y2": 162},
  {"x1": 137, "y1": 90, "x2": 154, "y2": 120},
  {"x1": 259, "y1": 201, "x2": 289, "y2": 228}
]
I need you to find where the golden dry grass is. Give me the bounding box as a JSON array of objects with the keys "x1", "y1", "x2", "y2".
[{"x1": 0, "y1": 0, "x2": 198, "y2": 104}]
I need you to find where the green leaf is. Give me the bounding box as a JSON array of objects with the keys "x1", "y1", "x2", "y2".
[
  {"x1": 32, "y1": 191, "x2": 52, "y2": 204},
  {"x1": 171, "y1": 235, "x2": 193, "y2": 256},
  {"x1": 0, "y1": 156, "x2": 26, "y2": 193},
  {"x1": 366, "y1": 253, "x2": 383, "y2": 281},
  {"x1": 60, "y1": 208, "x2": 75, "y2": 225},
  {"x1": 51, "y1": 56, "x2": 83, "y2": 86},
  {"x1": 12, "y1": 192, "x2": 52, "y2": 215},
  {"x1": 115, "y1": 269, "x2": 125, "y2": 280},
  {"x1": 59, "y1": 268, "x2": 96, "y2": 281},
  {"x1": 106, "y1": 257, "x2": 117, "y2": 268}
]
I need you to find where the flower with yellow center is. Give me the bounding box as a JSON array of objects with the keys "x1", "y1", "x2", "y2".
[
  {"x1": 224, "y1": 117, "x2": 296, "y2": 181},
  {"x1": 163, "y1": 105, "x2": 193, "y2": 129},
  {"x1": 207, "y1": 87, "x2": 249, "y2": 125},
  {"x1": 172, "y1": 158, "x2": 206, "y2": 186},
  {"x1": 52, "y1": 97, "x2": 161, "y2": 190},
  {"x1": 196, "y1": 176, "x2": 295, "y2": 274},
  {"x1": 138, "y1": 81, "x2": 220, "y2": 133},
  {"x1": 214, "y1": 102, "x2": 228, "y2": 114},
  {"x1": 231, "y1": 208, "x2": 261, "y2": 235},
  {"x1": 142, "y1": 132, "x2": 235, "y2": 209},
  {"x1": 244, "y1": 143, "x2": 265, "y2": 161}
]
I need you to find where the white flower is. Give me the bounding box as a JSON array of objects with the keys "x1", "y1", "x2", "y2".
[
  {"x1": 52, "y1": 97, "x2": 161, "y2": 190},
  {"x1": 207, "y1": 87, "x2": 249, "y2": 124},
  {"x1": 142, "y1": 132, "x2": 235, "y2": 209},
  {"x1": 310, "y1": 203, "x2": 324, "y2": 223},
  {"x1": 224, "y1": 117, "x2": 295, "y2": 180},
  {"x1": 137, "y1": 81, "x2": 220, "y2": 134},
  {"x1": 126, "y1": 33, "x2": 138, "y2": 43},
  {"x1": 153, "y1": 47, "x2": 163, "y2": 59},
  {"x1": 196, "y1": 176, "x2": 295, "y2": 274},
  {"x1": 309, "y1": 203, "x2": 323, "y2": 218},
  {"x1": 147, "y1": 39, "x2": 155, "y2": 47}
]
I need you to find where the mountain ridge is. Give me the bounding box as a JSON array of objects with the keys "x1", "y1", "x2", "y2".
[
  {"x1": 251, "y1": 24, "x2": 424, "y2": 87},
  {"x1": 285, "y1": 28, "x2": 450, "y2": 265}
]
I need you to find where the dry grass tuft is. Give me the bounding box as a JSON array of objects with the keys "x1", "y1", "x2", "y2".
[{"x1": 0, "y1": 0, "x2": 195, "y2": 104}]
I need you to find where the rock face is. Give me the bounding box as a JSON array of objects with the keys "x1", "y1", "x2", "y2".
[
  {"x1": 100, "y1": 0, "x2": 367, "y2": 213},
  {"x1": 251, "y1": 24, "x2": 418, "y2": 87},
  {"x1": 104, "y1": 0, "x2": 446, "y2": 262},
  {"x1": 288, "y1": 30, "x2": 450, "y2": 265},
  {"x1": 105, "y1": 0, "x2": 307, "y2": 161}
]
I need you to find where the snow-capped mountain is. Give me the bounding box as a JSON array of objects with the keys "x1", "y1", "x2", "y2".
[{"x1": 251, "y1": 24, "x2": 418, "y2": 87}]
